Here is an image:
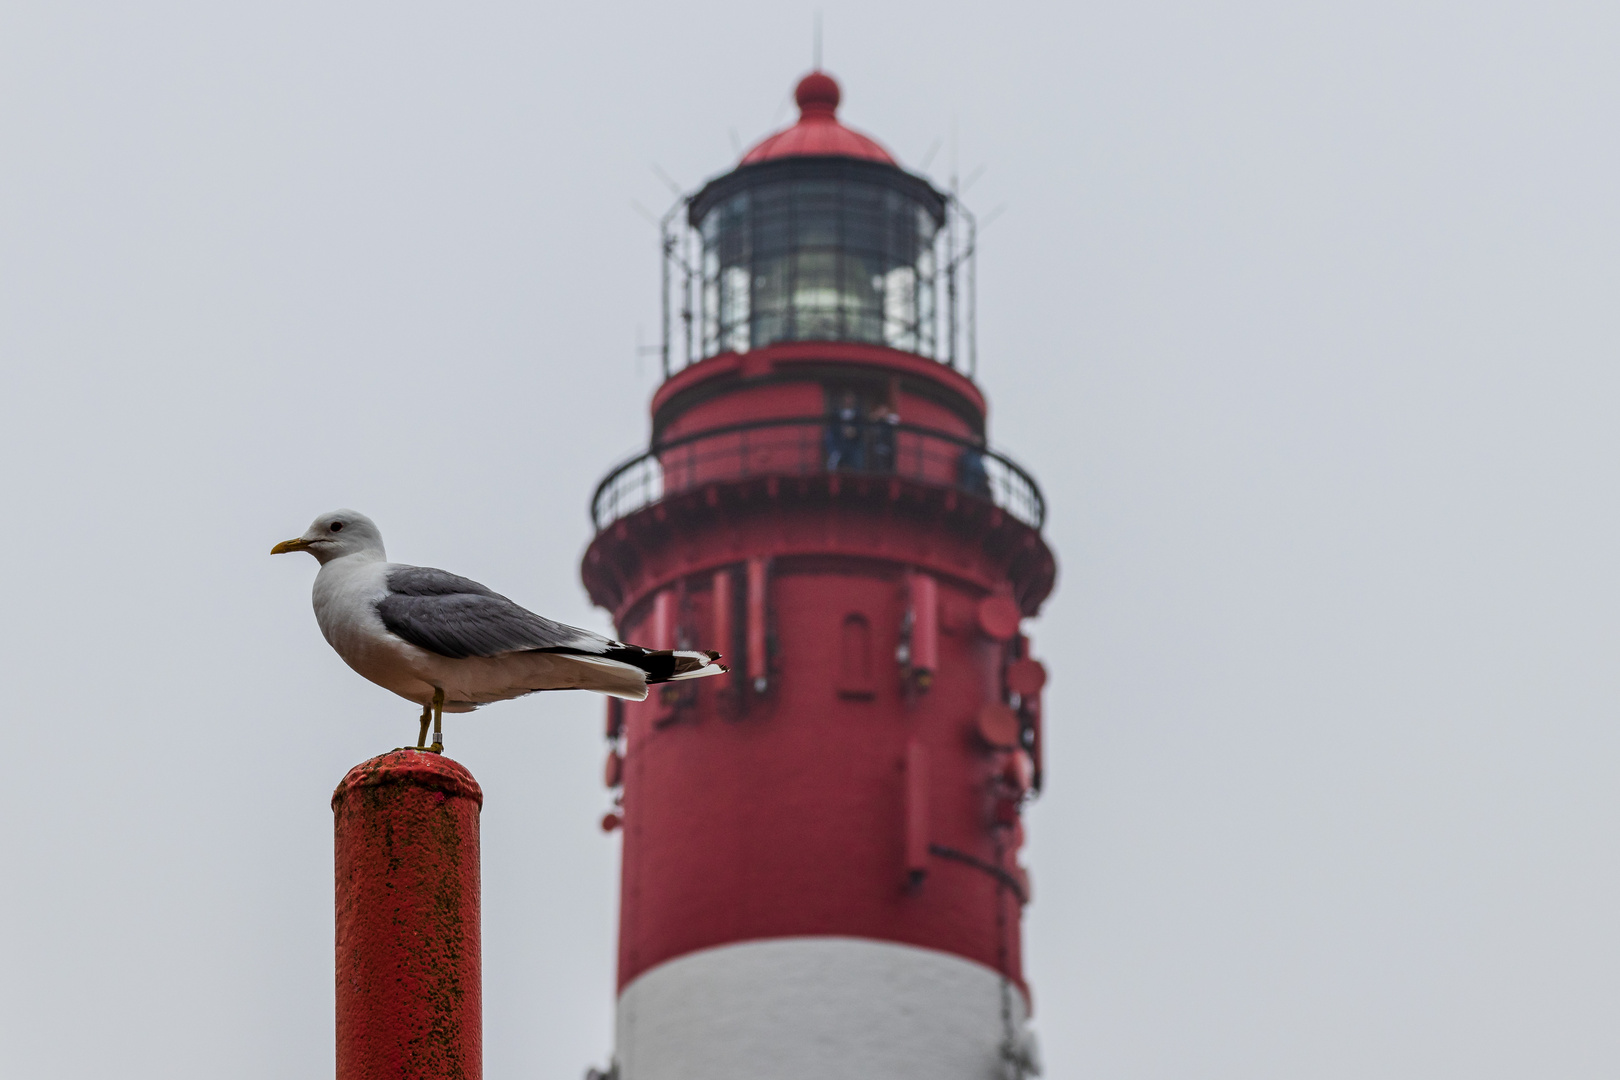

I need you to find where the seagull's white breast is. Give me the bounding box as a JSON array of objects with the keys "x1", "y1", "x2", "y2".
[{"x1": 311, "y1": 555, "x2": 437, "y2": 703}]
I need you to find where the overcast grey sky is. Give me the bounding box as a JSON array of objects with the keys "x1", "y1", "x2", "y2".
[{"x1": 2, "y1": 1, "x2": 1617, "y2": 1077}]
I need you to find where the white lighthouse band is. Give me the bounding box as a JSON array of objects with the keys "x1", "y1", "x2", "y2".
[{"x1": 614, "y1": 936, "x2": 1040, "y2": 1080}]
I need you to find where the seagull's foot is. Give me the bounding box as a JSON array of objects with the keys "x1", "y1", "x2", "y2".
[
  {"x1": 417, "y1": 703, "x2": 431, "y2": 749},
  {"x1": 429, "y1": 687, "x2": 445, "y2": 754}
]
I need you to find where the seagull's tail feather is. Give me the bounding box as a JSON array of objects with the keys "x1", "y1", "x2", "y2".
[
  {"x1": 664, "y1": 649, "x2": 729, "y2": 682},
  {"x1": 606, "y1": 647, "x2": 728, "y2": 685},
  {"x1": 552, "y1": 654, "x2": 651, "y2": 701},
  {"x1": 536, "y1": 645, "x2": 726, "y2": 696}
]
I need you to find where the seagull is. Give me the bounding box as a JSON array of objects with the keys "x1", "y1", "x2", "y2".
[{"x1": 272, "y1": 509, "x2": 725, "y2": 751}]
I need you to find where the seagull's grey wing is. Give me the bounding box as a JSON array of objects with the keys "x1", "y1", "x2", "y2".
[{"x1": 377, "y1": 566, "x2": 616, "y2": 660}]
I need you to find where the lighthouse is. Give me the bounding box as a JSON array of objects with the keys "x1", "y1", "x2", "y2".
[{"x1": 581, "y1": 70, "x2": 1056, "y2": 1080}]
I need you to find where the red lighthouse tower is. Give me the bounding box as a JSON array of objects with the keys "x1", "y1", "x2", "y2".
[{"x1": 582, "y1": 71, "x2": 1056, "y2": 1080}]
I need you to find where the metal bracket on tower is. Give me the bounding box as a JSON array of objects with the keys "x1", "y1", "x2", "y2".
[
  {"x1": 746, "y1": 557, "x2": 771, "y2": 696},
  {"x1": 942, "y1": 192, "x2": 980, "y2": 378},
  {"x1": 659, "y1": 194, "x2": 697, "y2": 380}
]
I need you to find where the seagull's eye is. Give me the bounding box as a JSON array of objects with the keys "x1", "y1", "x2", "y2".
[{"x1": 330, "y1": 522, "x2": 344, "y2": 532}]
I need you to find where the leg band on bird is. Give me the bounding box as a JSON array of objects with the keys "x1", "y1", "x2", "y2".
[{"x1": 430, "y1": 687, "x2": 444, "y2": 754}]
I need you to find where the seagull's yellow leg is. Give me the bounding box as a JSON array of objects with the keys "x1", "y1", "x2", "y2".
[
  {"x1": 429, "y1": 687, "x2": 445, "y2": 754},
  {"x1": 417, "y1": 702, "x2": 431, "y2": 748}
]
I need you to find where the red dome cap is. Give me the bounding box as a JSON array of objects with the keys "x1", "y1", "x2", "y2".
[
  {"x1": 795, "y1": 71, "x2": 840, "y2": 116},
  {"x1": 740, "y1": 71, "x2": 896, "y2": 166}
]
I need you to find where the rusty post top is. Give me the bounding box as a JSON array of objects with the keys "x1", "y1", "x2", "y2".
[{"x1": 331, "y1": 747, "x2": 483, "y2": 810}]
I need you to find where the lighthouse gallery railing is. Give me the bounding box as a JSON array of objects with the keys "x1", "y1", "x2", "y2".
[{"x1": 591, "y1": 417, "x2": 1046, "y2": 532}]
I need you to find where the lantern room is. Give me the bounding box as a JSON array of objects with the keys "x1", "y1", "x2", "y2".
[
  {"x1": 656, "y1": 71, "x2": 983, "y2": 379},
  {"x1": 690, "y1": 74, "x2": 945, "y2": 358}
]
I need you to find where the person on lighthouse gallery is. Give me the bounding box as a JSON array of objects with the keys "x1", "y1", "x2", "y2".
[{"x1": 825, "y1": 388, "x2": 866, "y2": 471}]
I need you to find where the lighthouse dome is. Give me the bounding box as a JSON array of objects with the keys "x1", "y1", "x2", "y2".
[{"x1": 740, "y1": 71, "x2": 896, "y2": 166}]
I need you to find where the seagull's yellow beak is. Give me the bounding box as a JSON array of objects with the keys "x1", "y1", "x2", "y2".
[{"x1": 271, "y1": 537, "x2": 312, "y2": 554}]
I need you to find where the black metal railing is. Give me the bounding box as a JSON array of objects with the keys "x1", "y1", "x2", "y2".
[{"x1": 591, "y1": 416, "x2": 1045, "y2": 532}]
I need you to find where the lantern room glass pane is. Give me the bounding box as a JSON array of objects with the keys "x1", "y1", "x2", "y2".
[{"x1": 699, "y1": 179, "x2": 938, "y2": 358}]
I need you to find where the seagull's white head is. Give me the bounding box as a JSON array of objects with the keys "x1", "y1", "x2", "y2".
[{"x1": 271, "y1": 509, "x2": 386, "y2": 565}]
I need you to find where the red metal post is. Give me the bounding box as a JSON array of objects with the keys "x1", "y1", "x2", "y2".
[
  {"x1": 908, "y1": 572, "x2": 940, "y2": 680},
  {"x1": 711, "y1": 567, "x2": 733, "y2": 675},
  {"x1": 745, "y1": 556, "x2": 769, "y2": 690},
  {"x1": 904, "y1": 738, "x2": 930, "y2": 884},
  {"x1": 333, "y1": 749, "x2": 483, "y2": 1080},
  {"x1": 650, "y1": 589, "x2": 675, "y2": 650}
]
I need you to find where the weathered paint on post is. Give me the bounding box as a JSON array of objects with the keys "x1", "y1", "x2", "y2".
[{"x1": 333, "y1": 748, "x2": 482, "y2": 1080}]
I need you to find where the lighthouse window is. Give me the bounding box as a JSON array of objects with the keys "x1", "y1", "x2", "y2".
[
  {"x1": 698, "y1": 178, "x2": 938, "y2": 359},
  {"x1": 882, "y1": 266, "x2": 917, "y2": 350},
  {"x1": 720, "y1": 266, "x2": 750, "y2": 355}
]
